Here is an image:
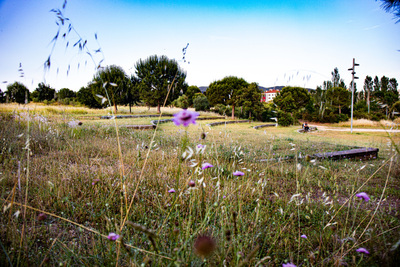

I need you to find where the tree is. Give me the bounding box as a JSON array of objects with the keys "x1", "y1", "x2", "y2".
[
  {"x1": 0, "y1": 88, "x2": 5, "y2": 103},
  {"x1": 389, "y1": 78, "x2": 398, "y2": 92},
  {"x1": 135, "y1": 55, "x2": 187, "y2": 113},
  {"x1": 77, "y1": 86, "x2": 102, "y2": 108},
  {"x1": 33, "y1": 83, "x2": 56, "y2": 102},
  {"x1": 122, "y1": 76, "x2": 141, "y2": 113},
  {"x1": 90, "y1": 65, "x2": 130, "y2": 112},
  {"x1": 6, "y1": 82, "x2": 30, "y2": 104},
  {"x1": 235, "y1": 82, "x2": 264, "y2": 120},
  {"x1": 206, "y1": 76, "x2": 249, "y2": 119},
  {"x1": 364, "y1": 76, "x2": 373, "y2": 113},
  {"x1": 57, "y1": 88, "x2": 76, "y2": 100},
  {"x1": 193, "y1": 95, "x2": 210, "y2": 111},
  {"x1": 273, "y1": 86, "x2": 311, "y2": 114},
  {"x1": 377, "y1": 0, "x2": 400, "y2": 23},
  {"x1": 186, "y1": 85, "x2": 201, "y2": 106},
  {"x1": 326, "y1": 86, "x2": 351, "y2": 114}
]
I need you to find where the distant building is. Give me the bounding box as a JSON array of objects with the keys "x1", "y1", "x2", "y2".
[{"x1": 261, "y1": 89, "x2": 280, "y2": 103}]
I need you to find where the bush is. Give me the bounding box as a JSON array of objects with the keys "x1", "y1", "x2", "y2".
[
  {"x1": 193, "y1": 95, "x2": 210, "y2": 111},
  {"x1": 278, "y1": 111, "x2": 294, "y2": 126}
]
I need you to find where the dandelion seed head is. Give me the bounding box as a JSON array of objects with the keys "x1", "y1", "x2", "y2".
[{"x1": 194, "y1": 234, "x2": 216, "y2": 257}]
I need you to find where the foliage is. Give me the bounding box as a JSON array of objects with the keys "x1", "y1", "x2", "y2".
[
  {"x1": 378, "y1": 0, "x2": 400, "y2": 23},
  {"x1": 0, "y1": 88, "x2": 5, "y2": 103},
  {"x1": 90, "y1": 65, "x2": 130, "y2": 111},
  {"x1": 173, "y1": 95, "x2": 189, "y2": 109},
  {"x1": 193, "y1": 94, "x2": 210, "y2": 111},
  {"x1": 277, "y1": 111, "x2": 294, "y2": 126},
  {"x1": 206, "y1": 76, "x2": 249, "y2": 107},
  {"x1": 32, "y1": 82, "x2": 56, "y2": 102},
  {"x1": 273, "y1": 86, "x2": 311, "y2": 114},
  {"x1": 186, "y1": 86, "x2": 201, "y2": 106},
  {"x1": 57, "y1": 88, "x2": 76, "y2": 100},
  {"x1": 326, "y1": 86, "x2": 351, "y2": 114},
  {"x1": 6, "y1": 82, "x2": 30, "y2": 104},
  {"x1": 76, "y1": 86, "x2": 102, "y2": 108},
  {"x1": 135, "y1": 55, "x2": 188, "y2": 113}
]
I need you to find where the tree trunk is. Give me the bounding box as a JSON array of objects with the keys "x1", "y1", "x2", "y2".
[
  {"x1": 232, "y1": 105, "x2": 235, "y2": 120},
  {"x1": 129, "y1": 103, "x2": 132, "y2": 113},
  {"x1": 339, "y1": 105, "x2": 341, "y2": 114},
  {"x1": 114, "y1": 103, "x2": 118, "y2": 114},
  {"x1": 157, "y1": 103, "x2": 161, "y2": 113}
]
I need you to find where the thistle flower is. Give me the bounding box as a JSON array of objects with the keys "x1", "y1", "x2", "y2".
[
  {"x1": 201, "y1": 162, "x2": 214, "y2": 170},
  {"x1": 173, "y1": 109, "x2": 199, "y2": 127},
  {"x1": 168, "y1": 188, "x2": 176, "y2": 193},
  {"x1": 301, "y1": 234, "x2": 307, "y2": 239},
  {"x1": 107, "y1": 233, "x2": 120, "y2": 241},
  {"x1": 194, "y1": 234, "x2": 216, "y2": 257},
  {"x1": 356, "y1": 192, "x2": 370, "y2": 202},
  {"x1": 37, "y1": 213, "x2": 47, "y2": 221},
  {"x1": 233, "y1": 171, "x2": 245, "y2": 176},
  {"x1": 188, "y1": 180, "x2": 196, "y2": 187},
  {"x1": 356, "y1": 247, "x2": 370, "y2": 254}
]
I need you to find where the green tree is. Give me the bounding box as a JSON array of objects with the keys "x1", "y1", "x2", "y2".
[
  {"x1": 6, "y1": 82, "x2": 30, "y2": 104},
  {"x1": 273, "y1": 86, "x2": 311, "y2": 114},
  {"x1": 193, "y1": 95, "x2": 210, "y2": 111},
  {"x1": 57, "y1": 88, "x2": 76, "y2": 100},
  {"x1": 326, "y1": 86, "x2": 351, "y2": 114},
  {"x1": 363, "y1": 76, "x2": 373, "y2": 113},
  {"x1": 235, "y1": 82, "x2": 264, "y2": 120},
  {"x1": 186, "y1": 85, "x2": 201, "y2": 106},
  {"x1": 33, "y1": 82, "x2": 56, "y2": 101},
  {"x1": 206, "y1": 76, "x2": 249, "y2": 119},
  {"x1": 135, "y1": 55, "x2": 187, "y2": 113},
  {"x1": 123, "y1": 76, "x2": 141, "y2": 113},
  {"x1": 77, "y1": 86, "x2": 102, "y2": 109},
  {"x1": 91, "y1": 65, "x2": 130, "y2": 112},
  {"x1": 0, "y1": 89, "x2": 5, "y2": 103}
]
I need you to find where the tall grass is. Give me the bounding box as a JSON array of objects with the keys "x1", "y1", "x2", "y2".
[{"x1": 0, "y1": 106, "x2": 399, "y2": 266}]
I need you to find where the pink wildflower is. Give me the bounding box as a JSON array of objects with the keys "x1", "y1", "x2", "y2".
[
  {"x1": 201, "y1": 162, "x2": 214, "y2": 170},
  {"x1": 356, "y1": 247, "x2": 370, "y2": 254},
  {"x1": 233, "y1": 171, "x2": 245, "y2": 176},
  {"x1": 173, "y1": 109, "x2": 199, "y2": 127},
  {"x1": 168, "y1": 188, "x2": 176, "y2": 193},
  {"x1": 356, "y1": 192, "x2": 370, "y2": 202},
  {"x1": 107, "y1": 233, "x2": 120, "y2": 241},
  {"x1": 282, "y1": 263, "x2": 297, "y2": 267}
]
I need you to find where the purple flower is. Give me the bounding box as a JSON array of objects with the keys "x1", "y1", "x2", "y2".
[
  {"x1": 202, "y1": 162, "x2": 214, "y2": 170},
  {"x1": 168, "y1": 188, "x2": 176, "y2": 193},
  {"x1": 356, "y1": 192, "x2": 370, "y2": 202},
  {"x1": 282, "y1": 263, "x2": 297, "y2": 267},
  {"x1": 173, "y1": 109, "x2": 199, "y2": 127},
  {"x1": 107, "y1": 233, "x2": 120, "y2": 241},
  {"x1": 197, "y1": 144, "x2": 205, "y2": 148},
  {"x1": 301, "y1": 234, "x2": 307, "y2": 239},
  {"x1": 233, "y1": 171, "x2": 245, "y2": 176},
  {"x1": 356, "y1": 247, "x2": 370, "y2": 254}
]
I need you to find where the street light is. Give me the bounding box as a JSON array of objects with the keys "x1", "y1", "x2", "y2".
[{"x1": 348, "y1": 58, "x2": 359, "y2": 133}]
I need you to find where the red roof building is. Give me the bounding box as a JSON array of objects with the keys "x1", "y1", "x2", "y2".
[{"x1": 261, "y1": 89, "x2": 280, "y2": 103}]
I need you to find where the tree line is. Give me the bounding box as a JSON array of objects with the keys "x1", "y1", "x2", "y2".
[{"x1": 1, "y1": 57, "x2": 399, "y2": 125}]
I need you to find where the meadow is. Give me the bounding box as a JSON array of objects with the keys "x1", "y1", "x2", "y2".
[{"x1": 0, "y1": 103, "x2": 399, "y2": 266}]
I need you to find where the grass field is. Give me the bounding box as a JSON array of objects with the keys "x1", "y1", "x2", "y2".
[{"x1": 1, "y1": 104, "x2": 399, "y2": 266}]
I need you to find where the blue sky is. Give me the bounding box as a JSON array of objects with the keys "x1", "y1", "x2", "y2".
[{"x1": 0, "y1": 0, "x2": 399, "y2": 92}]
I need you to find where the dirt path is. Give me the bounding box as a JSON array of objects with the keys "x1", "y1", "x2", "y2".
[{"x1": 311, "y1": 125, "x2": 400, "y2": 133}]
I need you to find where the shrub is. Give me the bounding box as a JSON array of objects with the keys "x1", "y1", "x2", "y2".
[
  {"x1": 193, "y1": 95, "x2": 210, "y2": 111},
  {"x1": 278, "y1": 111, "x2": 294, "y2": 126}
]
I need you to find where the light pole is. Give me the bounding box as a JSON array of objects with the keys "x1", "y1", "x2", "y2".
[{"x1": 348, "y1": 58, "x2": 359, "y2": 133}]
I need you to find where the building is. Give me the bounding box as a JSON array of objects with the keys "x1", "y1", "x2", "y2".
[{"x1": 261, "y1": 89, "x2": 280, "y2": 103}]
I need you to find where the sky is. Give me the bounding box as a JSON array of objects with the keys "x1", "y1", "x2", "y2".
[{"x1": 0, "y1": 0, "x2": 399, "y2": 92}]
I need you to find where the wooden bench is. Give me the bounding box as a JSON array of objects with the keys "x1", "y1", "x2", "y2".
[{"x1": 314, "y1": 147, "x2": 379, "y2": 160}]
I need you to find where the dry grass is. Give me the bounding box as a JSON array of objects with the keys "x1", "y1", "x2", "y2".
[
  {"x1": 337, "y1": 119, "x2": 399, "y2": 128},
  {"x1": 0, "y1": 106, "x2": 399, "y2": 266}
]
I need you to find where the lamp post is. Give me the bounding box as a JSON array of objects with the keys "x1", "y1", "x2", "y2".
[{"x1": 348, "y1": 58, "x2": 359, "y2": 133}]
